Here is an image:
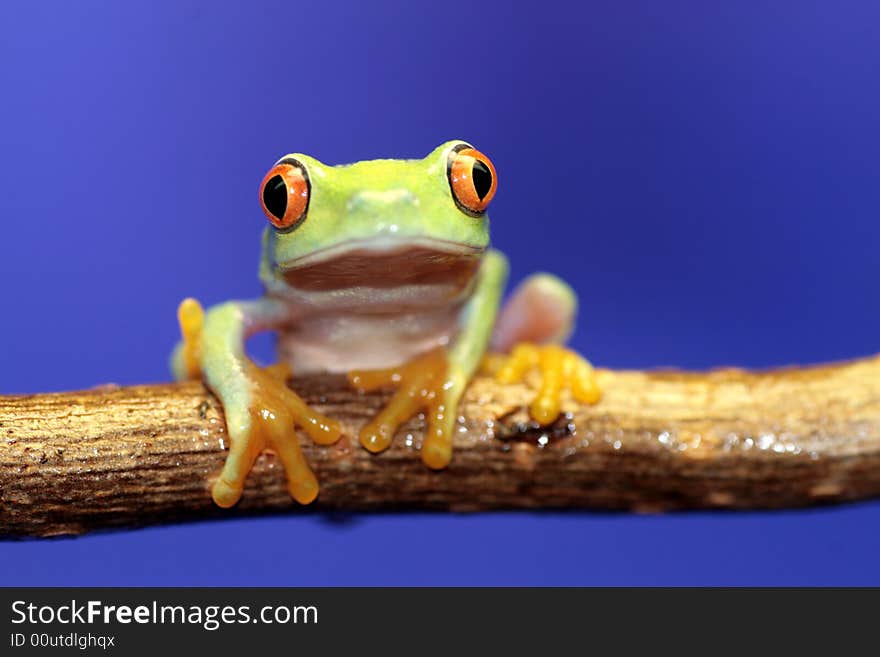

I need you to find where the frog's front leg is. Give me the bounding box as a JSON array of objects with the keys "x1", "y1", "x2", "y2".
[
  {"x1": 348, "y1": 250, "x2": 509, "y2": 469},
  {"x1": 171, "y1": 297, "x2": 341, "y2": 507}
]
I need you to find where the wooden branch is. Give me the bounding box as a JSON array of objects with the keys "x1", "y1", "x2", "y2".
[{"x1": 3, "y1": 354, "x2": 880, "y2": 538}]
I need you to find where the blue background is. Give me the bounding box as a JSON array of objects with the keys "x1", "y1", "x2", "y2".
[{"x1": 2, "y1": 1, "x2": 879, "y2": 585}]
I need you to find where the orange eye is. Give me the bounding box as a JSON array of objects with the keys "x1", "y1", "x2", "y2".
[
  {"x1": 259, "y1": 158, "x2": 310, "y2": 231},
  {"x1": 447, "y1": 145, "x2": 497, "y2": 215}
]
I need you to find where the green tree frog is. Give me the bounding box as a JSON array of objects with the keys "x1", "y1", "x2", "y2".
[{"x1": 171, "y1": 140, "x2": 601, "y2": 507}]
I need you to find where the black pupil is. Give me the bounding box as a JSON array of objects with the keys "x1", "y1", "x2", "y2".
[
  {"x1": 471, "y1": 159, "x2": 492, "y2": 200},
  {"x1": 263, "y1": 175, "x2": 288, "y2": 220}
]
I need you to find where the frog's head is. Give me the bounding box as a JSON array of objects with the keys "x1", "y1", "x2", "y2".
[{"x1": 257, "y1": 140, "x2": 496, "y2": 302}]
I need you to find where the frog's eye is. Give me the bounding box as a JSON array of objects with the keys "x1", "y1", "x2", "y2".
[
  {"x1": 259, "y1": 158, "x2": 310, "y2": 231},
  {"x1": 447, "y1": 145, "x2": 497, "y2": 215}
]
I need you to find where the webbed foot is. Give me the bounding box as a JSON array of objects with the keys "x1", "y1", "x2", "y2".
[
  {"x1": 175, "y1": 298, "x2": 342, "y2": 508},
  {"x1": 176, "y1": 297, "x2": 204, "y2": 380},
  {"x1": 488, "y1": 343, "x2": 601, "y2": 424},
  {"x1": 347, "y1": 348, "x2": 458, "y2": 469},
  {"x1": 212, "y1": 362, "x2": 342, "y2": 507}
]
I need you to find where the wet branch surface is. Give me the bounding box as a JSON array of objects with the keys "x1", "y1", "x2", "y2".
[{"x1": 2, "y1": 355, "x2": 880, "y2": 538}]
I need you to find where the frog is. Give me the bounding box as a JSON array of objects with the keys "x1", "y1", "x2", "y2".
[{"x1": 171, "y1": 140, "x2": 601, "y2": 508}]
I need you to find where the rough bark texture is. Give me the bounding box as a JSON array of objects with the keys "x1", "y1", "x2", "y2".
[{"x1": 2, "y1": 355, "x2": 880, "y2": 538}]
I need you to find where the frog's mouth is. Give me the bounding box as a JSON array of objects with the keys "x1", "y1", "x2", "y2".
[{"x1": 278, "y1": 238, "x2": 484, "y2": 292}]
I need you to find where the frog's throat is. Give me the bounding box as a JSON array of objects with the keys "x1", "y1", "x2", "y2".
[{"x1": 276, "y1": 237, "x2": 484, "y2": 293}]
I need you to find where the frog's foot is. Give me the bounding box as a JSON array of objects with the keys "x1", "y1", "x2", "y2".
[
  {"x1": 212, "y1": 362, "x2": 343, "y2": 508},
  {"x1": 347, "y1": 348, "x2": 457, "y2": 469},
  {"x1": 491, "y1": 343, "x2": 601, "y2": 424},
  {"x1": 175, "y1": 297, "x2": 205, "y2": 380}
]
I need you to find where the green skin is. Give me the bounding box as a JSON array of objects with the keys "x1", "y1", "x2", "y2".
[{"x1": 171, "y1": 140, "x2": 576, "y2": 499}]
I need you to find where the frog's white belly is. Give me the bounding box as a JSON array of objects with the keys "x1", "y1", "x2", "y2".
[{"x1": 277, "y1": 305, "x2": 462, "y2": 374}]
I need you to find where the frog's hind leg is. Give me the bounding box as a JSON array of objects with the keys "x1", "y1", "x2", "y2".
[
  {"x1": 171, "y1": 298, "x2": 205, "y2": 381},
  {"x1": 490, "y1": 273, "x2": 577, "y2": 352},
  {"x1": 487, "y1": 273, "x2": 602, "y2": 423}
]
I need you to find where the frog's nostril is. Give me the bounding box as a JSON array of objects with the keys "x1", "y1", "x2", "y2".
[{"x1": 347, "y1": 189, "x2": 417, "y2": 211}]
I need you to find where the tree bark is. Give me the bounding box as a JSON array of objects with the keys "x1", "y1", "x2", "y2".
[{"x1": 2, "y1": 355, "x2": 880, "y2": 538}]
